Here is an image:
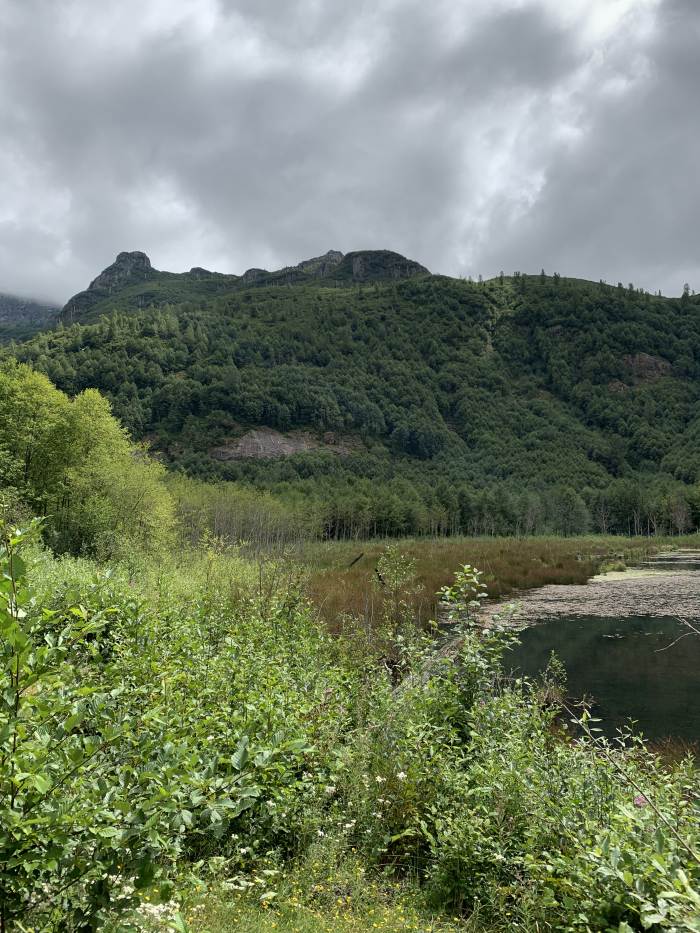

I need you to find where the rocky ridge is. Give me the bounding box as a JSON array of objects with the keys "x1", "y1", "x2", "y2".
[{"x1": 61, "y1": 248, "x2": 431, "y2": 321}]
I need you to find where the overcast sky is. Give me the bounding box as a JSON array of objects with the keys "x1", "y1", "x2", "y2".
[{"x1": 0, "y1": 0, "x2": 697, "y2": 302}]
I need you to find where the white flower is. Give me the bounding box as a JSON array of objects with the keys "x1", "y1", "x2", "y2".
[
  {"x1": 324, "y1": 785, "x2": 336, "y2": 795},
  {"x1": 375, "y1": 775, "x2": 386, "y2": 784},
  {"x1": 317, "y1": 829, "x2": 325, "y2": 837},
  {"x1": 397, "y1": 771, "x2": 407, "y2": 780}
]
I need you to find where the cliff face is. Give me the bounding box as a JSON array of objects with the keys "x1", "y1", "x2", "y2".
[
  {"x1": 240, "y1": 249, "x2": 428, "y2": 287},
  {"x1": 334, "y1": 250, "x2": 430, "y2": 282},
  {"x1": 293, "y1": 249, "x2": 344, "y2": 276},
  {"x1": 88, "y1": 251, "x2": 153, "y2": 291}
]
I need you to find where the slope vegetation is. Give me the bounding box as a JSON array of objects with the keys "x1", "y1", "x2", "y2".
[{"x1": 9, "y1": 253, "x2": 700, "y2": 536}]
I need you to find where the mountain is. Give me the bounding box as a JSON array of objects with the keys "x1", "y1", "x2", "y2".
[
  {"x1": 61, "y1": 249, "x2": 429, "y2": 323},
  {"x1": 7, "y1": 253, "x2": 700, "y2": 537},
  {"x1": 0, "y1": 293, "x2": 58, "y2": 343}
]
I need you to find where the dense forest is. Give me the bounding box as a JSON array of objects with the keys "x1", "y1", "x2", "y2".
[{"x1": 4, "y1": 250, "x2": 700, "y2": 539}]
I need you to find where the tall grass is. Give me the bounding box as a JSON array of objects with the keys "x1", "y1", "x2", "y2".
[{"x1": 302, "y1": 535, "x2": 683, "y2": 630}]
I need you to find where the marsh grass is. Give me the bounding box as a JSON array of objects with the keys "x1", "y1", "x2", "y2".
[
  {"x1": 302, "y1": 535, "x2": 674, "y2": 630},
  {"x1": 647, "y1": 735, "x2": 700, "y2": 764}
]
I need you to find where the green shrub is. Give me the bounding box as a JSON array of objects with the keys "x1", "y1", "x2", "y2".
[{"x1": 2, "y1": 526, "x2": 698, "y2": 932}]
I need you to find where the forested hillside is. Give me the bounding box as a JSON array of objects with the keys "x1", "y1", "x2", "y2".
[{"x1": 7, "y1": 252, "x2": 700, "y2": 537}]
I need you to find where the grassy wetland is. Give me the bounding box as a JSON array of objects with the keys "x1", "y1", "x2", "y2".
[
  {"x1": 4, "y1": 2, "x2": 700, "y2": 923},
  {"x1": 302, "y1": 534, "x2": 691, "y2": 629}
]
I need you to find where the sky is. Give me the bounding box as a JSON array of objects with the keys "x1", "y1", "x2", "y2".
[{"x1": 0, "y1": 0, "x2": 697, "y2": 302}]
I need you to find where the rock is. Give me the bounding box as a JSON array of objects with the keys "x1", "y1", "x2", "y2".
[
  {"x1": 61, "y1": 251, "x2": 157, "y2": 321},
  {"x1": 87, "y1": 251, "x2": 153, "y2": 292},
  {"x1": 334, "y1": 250, "x2": 430, "y2": 283},
  {"x1": 239, "y1": 250, "x2": 428, "y2": 288},
  {"x1": 623, "y1": 352, "x2": 671, "y2": 381},
  {"x1": 59, "y1": 246, "x2": 431, "y2": 321},
  {"x1": 241, "y1": 268, "x2": 267, "y2": 285},
  {"x1": 210, "y1": 427, "x2": 359, "y2": 461},
  {"x1": 295, "y1": 250, "x2": 344, "y2": 276}
]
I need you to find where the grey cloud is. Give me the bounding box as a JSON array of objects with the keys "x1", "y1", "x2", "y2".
[
  {"x1": 0, "y1": 0, "x2": 695, "y2": 301},
  {"x1": 477, "y1": 0, "x2": 700, "y2": 295}
]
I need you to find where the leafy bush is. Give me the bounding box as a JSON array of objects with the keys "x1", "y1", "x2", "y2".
[
  {"x1": 0, "y1": 521, "x2": 365, "y2": 929},
  {"x1": 0, "y1": 521, "x2": 183, "y2": 929},
  {"x1": 305, "y1": 565, "x2": 700, "y2": 931}
]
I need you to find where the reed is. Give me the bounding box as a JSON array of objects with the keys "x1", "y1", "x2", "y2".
[{"x1": 302, "y1": 534, "x2": 673, "y2": 629}]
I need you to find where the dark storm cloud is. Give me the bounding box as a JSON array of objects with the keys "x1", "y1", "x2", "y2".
[{"x1": 0, "y1": 0, "x2": 695, "y2": 301}]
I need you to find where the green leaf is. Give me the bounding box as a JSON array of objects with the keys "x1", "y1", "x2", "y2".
[
  {"x1": 31, "y1": 773, "x2": 51, "y2": 794},
  {"x1": 231, "y1": 736, "x2": 249, "y2": 771},
  {"x1": 168, "y1": 912, "x2": 191, "y2": 932}
]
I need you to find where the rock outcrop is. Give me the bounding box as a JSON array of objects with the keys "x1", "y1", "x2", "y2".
[
  {"x1": 294, "y1": 249, "x2": 344, "y2": 276},
  {"x1": 88, "y1": 251, "x2": 153, "y2": 291},
  {"x1": 239, "y1": 249, "x2": 427, "y2": 288},
  {"x1": 623, "y1": 353, "x2": 672, "y2": 382},
  {"x1": 210, "y1": 428, "x2": 358, "y2": 461},
  {"x1": 334, "y1": 250, "x2": 429, "y2": 282},
  {"x1": 62, "y1": 251, "x2": 157, "y2": 321},
  {"x1": 60, "y1": 247, "x2": 431, "y2": 321}
]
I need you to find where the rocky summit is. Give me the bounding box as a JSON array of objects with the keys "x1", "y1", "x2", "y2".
[
  {"x1": 63, "y1": 251, "x2": 157, "y2": 320},
  {"x1": 59, "y1": 248, "x2": 430, "y2": 322}
]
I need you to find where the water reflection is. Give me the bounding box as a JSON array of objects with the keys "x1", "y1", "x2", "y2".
[{"x1": 507, "y1": 615, "x2": 700, "y2": 743}]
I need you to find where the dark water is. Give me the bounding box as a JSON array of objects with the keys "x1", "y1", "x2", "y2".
[{"x1": 507, "y1": 615, "x2": 700, "y2": 743}]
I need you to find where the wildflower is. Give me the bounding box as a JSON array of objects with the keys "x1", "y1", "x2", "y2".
[
  {"x1": 634, "y1": 794, "x2": 649, "y2": 808},
  {"x1": 397, "y1": 771, "x2": 407, "y2": 780},
  {"x1": 375, "y1": 775, "x2": 386, "y2": 784},
  {"x1": 317, "y1": 829, "x2": 325, "y2": 837},
  {"x1": 324, "y1": 785, "x2": 336, "y2": 795}
]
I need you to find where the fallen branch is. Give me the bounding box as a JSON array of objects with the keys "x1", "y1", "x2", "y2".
[{"x1": 656, "y1": 616, "x2": 700, "y2": 652}]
